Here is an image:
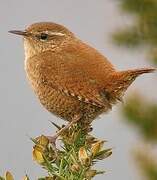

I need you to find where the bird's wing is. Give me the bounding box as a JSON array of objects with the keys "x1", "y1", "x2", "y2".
[{"x1": 33, "y1": 41, "x2": 115, "y2": 107}]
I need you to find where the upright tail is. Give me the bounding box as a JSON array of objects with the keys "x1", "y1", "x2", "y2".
[
  {"x1": 107, "y1": 67, "x2": 156, "y2": 101},
  {"x1": 123, "y1": 67, "x2": 156, "y2": 76},
  {"x1": 116, "y1": 67, "x2": 155, "y2": 84}
]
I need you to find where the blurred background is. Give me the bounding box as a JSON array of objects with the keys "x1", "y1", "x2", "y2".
[{"x1": 0, "y1": 0, "x2": 157, "y2": 179}]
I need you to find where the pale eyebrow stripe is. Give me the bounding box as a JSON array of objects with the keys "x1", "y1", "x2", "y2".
[
  {"x1": 44, "y1": 30, "x2": 65, "y2": 36},
  {"x1": 50, "y1": 32, "x2": 65, "y2": 36}
]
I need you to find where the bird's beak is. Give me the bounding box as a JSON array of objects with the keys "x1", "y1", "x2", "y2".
[{"x1": 8, "y1": 30, "x2": 28, "y2": 36}]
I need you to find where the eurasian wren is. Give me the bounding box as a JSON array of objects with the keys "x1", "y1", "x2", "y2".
[{"x1": 9, "y1": 22, "x2": 155, "y2": 126}]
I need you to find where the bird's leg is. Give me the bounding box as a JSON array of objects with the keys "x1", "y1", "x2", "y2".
[{"x1": 47, "y1": 114, "x2": 81, "y2": 145}]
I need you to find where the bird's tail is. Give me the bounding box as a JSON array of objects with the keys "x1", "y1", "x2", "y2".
[
  {"x1": 117, "y1": 68, "x2": 156, "y2": 86},
  {"x1": 107, "y1": 67, "x2": 155, "y2": 101},
  {"x1": 122, "y1": 67, "x2": 156, "y2": 76}
]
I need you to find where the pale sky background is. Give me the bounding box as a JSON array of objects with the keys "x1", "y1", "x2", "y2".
[{"x1": 0, "y1": 0, "x2": 156, "y2": 179}]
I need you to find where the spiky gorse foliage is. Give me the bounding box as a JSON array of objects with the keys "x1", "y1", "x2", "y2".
[
  {"x1": 0, "y1": 172, "x2": 29, "y2": 180},
  {"x1": 113, "y1": 0, "x2": 157, "y2": 65},
  {"x1": 113, "y1": 1, "x2": 157, "y2": 180},
  {"x1": 134, "y1": 148, "x2": 157, "y2": 180},
  {"x1": 122, "y1": 94, "x2": 157, "y2": 142},
  {"x1": 0, "y1": 122, "x2": 112, "y2": 180},
  {"x1": 122, "y1": 94, "x2": 157, "y2": 179},
  {"x1": 32, "y1": 123, "x2": 112, "y2": 180}
]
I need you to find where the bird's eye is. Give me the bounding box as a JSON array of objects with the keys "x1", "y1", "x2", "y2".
[{"x1": 39, "y1": 33, "x2": 48, "y2": 40}]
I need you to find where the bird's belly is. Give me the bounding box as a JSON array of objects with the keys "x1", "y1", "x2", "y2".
[
  {"x1": 30, "y1": 82, "x2": 103, "y2": 123},
  {"x1": 34, "y1": 83, "x2": 80, "y2": 121}
]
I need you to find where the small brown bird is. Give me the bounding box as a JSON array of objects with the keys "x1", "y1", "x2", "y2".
[{"x1": 9, "y1": 22, "x2": 155, "y2": 138}]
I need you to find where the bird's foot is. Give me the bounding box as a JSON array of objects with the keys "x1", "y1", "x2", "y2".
[
  {"x1": 47, "y1": 114, "x2": 81, "y2": 149},
  {"x1": 46, "y1": 135, "x2": 58, "y2": 156}
]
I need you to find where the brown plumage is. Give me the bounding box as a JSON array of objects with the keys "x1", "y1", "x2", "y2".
[{"x1": 9, "y1": 22, "x2": 155, "y2": 126}]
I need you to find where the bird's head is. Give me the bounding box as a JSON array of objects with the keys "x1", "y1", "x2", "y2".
[{"x1": 9, "y1": 22, "x2": 74, "y2": 59}]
